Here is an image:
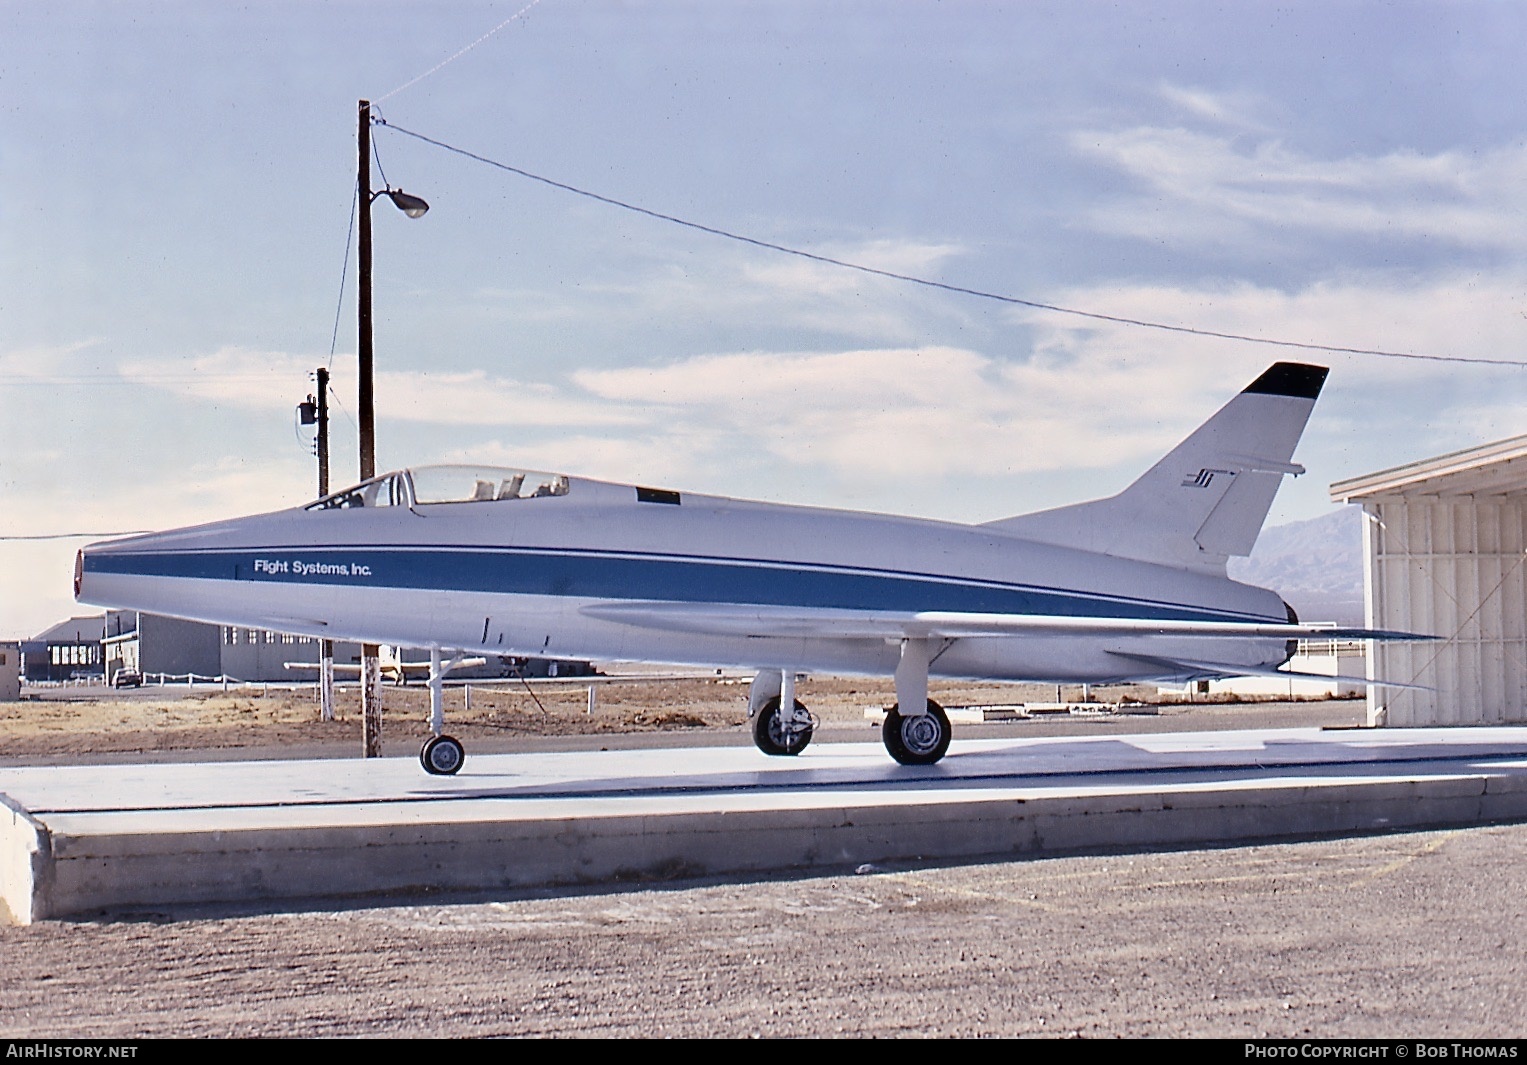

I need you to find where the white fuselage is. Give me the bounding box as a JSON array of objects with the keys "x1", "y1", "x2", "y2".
[{"x1": 79, "y1": 473, "x2": 1293, "y2": 684}]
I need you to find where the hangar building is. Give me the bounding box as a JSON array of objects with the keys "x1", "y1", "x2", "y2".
[{"x1": 1331, "y1": 434, "x2": 1527, "y2": 727}]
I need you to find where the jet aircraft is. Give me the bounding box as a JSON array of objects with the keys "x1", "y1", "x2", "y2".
[{"x1": 76, "y1": 361, "x2": 1417, "y2": 774}]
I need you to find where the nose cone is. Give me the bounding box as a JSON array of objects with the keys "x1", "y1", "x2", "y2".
[
  {"x1": 75, "y1": 526, "x2": 189, "y2": 610},
  {"x1": 74, "y1": 511, "x2": 286, "y2": 614}
]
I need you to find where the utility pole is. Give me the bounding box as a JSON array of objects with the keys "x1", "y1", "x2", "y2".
[
  {"x1": 298, "y1": 370, "x2": 336, "y2": 721},
  {"x1": 357, "y1": 98, "x2": 383, "y2": 758},
  {"x1": 353, "y1": 99, "x2": 427, "y2": 759},
  {"x1": 316, "y1": 366, "x2": 331, "y2": 498},
  {"x1": 315, "y1": 367, "x2": 336, "y2": 723}
]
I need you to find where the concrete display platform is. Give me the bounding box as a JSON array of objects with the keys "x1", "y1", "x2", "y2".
[{"x1": 4, "y1": 726, "x2": 1527, "y2": 924}]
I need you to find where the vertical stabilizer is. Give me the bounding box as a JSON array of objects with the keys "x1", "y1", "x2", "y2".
[{"x1": 986, "y1": 362, "x2": 1328, "y2": 574}]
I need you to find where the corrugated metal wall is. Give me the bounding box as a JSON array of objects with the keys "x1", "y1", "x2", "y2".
[{"x1": 1366, "y1": 498, "x2": 1527, "y2": 726}]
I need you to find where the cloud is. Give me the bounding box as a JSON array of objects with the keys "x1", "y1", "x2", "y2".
[
  {"x1": 547, "y1": 270, "x2": 1527, "y2": 494},
  {"x1": 1072, "y1": 122, "x2": 1527, "y2": 250},
  {"x1": 374, "y1": 369, "x2": 642, "y2": 427},
  {"x1": 1156, "y1": 84, "x2": 1273, "y2": 133},
  {"x1": 1026, "y1": 272, "x2": 1527, "y2": 385},
  {"x1": 463, "y1": 237, "x2": 972, "y2": 347},
  {"x1": 118, "y1": 347, "x2": 322, "y2": 411},
  {"x1": 573, "y1": 346, "x2": 1180, "y2": 481},
  {"x1": 0, "y1": 339, "x2": 108, "y2": 383},
  {"x1": 115, "y1": 348, "x2": 640, "y2": 429}
]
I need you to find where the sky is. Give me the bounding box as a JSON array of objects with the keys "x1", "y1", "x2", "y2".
[{"x1": 6, "y1": 1, "x2": 1527, "y2": 639}]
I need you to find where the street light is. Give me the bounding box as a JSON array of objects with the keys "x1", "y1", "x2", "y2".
[
  {"x1": 357, "y1": 97, "x2": 429, "y2": 756},
  {"x1": 380, "y1": 189, "x2": 430, "y2": 218}
]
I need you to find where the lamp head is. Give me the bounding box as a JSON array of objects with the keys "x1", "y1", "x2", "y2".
[{"x1": 385, "y1": 189, "x2": 429, "y2": 218}]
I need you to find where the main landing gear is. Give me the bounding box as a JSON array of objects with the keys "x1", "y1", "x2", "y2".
[
  {"x1": 420, "y1": 646, "x2": 469, "y2": 775},
  {"x1": 882, "y1": 699, "x2": 952, "y2": 766},
  {"x1": 747, "y1": 639, "x2": 956, "y2": 766},
  {"x1": 879, "y1": 636, "x2": 952, "y2": 765}
]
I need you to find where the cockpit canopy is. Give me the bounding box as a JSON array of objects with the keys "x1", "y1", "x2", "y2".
[{"x1": 306, "y1": 465, "x2": 570, "y2": 511}]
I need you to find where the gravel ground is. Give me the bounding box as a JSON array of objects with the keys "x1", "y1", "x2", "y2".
[
  {"x1": 3, "y1": 827, "x2": 1524, "y2": 1038},
  {"x1": 7, "y1": 680, "x2": 1522, "y2": 1038}
]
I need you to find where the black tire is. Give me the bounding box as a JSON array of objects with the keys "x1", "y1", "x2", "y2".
[
  {"x1": 882, "y1": 699, "x2": 952, "y2": 765},
  {"x1": 420, "y1": 734, "x2": 465, "y2": 775},
  {"x1": 752, "y1": 697, "x2": 814, "y2": 756}
]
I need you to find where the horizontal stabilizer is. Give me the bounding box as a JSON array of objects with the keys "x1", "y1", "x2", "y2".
[
  {"x1": 1108, "y1": 651, "x2": 1433, "y2": 691},
  {"x1": 986, "y1": 362, "x2": 1329, "y2": 574}
]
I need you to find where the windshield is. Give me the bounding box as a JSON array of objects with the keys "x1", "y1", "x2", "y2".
[
  {"x1": 306, "y1": 465, "x2": 569, "y2": 511},
  {"x1": 305, "y1": 472, "x2": 407, "y2": 510}
]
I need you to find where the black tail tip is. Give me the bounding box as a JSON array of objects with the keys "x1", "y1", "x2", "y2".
[{"x1": 1243, "y1": 362, "x2": 1328, "y2": 399}]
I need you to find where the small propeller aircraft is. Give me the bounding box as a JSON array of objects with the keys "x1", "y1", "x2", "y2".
[
  {"x1": 76, "y1": 361, "x2": 1419, "y2": 774},
  {"x1": 281, "y1": 646, "x2": 487, "y2": 686}
]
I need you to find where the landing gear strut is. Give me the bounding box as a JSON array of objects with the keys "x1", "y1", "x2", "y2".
[
  {"x1": 879, "y1": 636, "x2": 953, "y2": 765},
  {"x1": 419, "y1": 645, "x2": 468, "y2": 775}
]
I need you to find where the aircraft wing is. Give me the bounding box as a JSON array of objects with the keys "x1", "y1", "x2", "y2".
[
  {"x1": 285, "y1": 661, "x2": 362, "y2": 675},
  {"x1": 578, "y1": 602, "x2": 1426, "y2": 642}
]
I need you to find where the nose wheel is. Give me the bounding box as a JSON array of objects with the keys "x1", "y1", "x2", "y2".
[
  {"x1": 420, "y1": 734, "x2": 465, "y2": 775},
  {"x1": 752, "y1": 696, "x2": 814, "y2": 756},
  {"x1": 882, "y1": 700, "x2": 951, "y2": 765}
]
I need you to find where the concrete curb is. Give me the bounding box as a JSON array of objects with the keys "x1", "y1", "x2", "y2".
[{"x1": 9, "y1": 766, "x2": 1527, "y2": 922}]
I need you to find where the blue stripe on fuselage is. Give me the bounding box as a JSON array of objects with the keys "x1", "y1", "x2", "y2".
[{"x1": 85, "y1": 546, "x2": 1271, "y2": 623}]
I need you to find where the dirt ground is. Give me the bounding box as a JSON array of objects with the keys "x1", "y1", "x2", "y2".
[
  {"x1": 0, "y1": 674, "x2": 1363, "y2": 764},
  {"x1": 5, "y1": 824, "x2": 1526, "y2": 1039}
]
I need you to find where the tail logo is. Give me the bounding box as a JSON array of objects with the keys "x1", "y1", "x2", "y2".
[{"x1": 1182, "y1": 468, "x2": 1236, "y2": 489}]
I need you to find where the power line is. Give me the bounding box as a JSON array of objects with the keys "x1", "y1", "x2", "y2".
[
  {"x1": 373, "y1": 0, "x2": 547, "y2": 105},
  {"x1": 0, "y1": 374, "x2": 313, "y2": 386},
  {"x1": 328, "y1": 183, "x2": 359, "y2": 371},
  {"x1": 379, "y1": 120, "x2": 1527, "y2": 369},
  {"x1": 1, "y1": 531, "x2": 153, "y2": 541}
]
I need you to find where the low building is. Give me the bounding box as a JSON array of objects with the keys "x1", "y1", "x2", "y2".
[
  {"x1": 107, "y1": 611, "x2": 355, "y2": 684},
  {"x1": 23, "y1": 616, "x2": 105, "y2": 682},
  {"x1": 29, "y1": 610, "x2": 594, "y2": 687},
  {"x1": 0, "y1": 641, "x2": 20, "y2": 701},
  {"x1": 1331, "y1": 435, "x2": 1527, "y2": 727},
  {"x1": 104, "y1": 610, "x2": 222, "y2": 684}
]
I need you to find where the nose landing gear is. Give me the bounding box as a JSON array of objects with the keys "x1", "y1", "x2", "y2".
[
  {"x1": 420, "y1": 733, "x2": 465, "y2": 775},
  {"x1": 752, "y1": 696, "x2": 815, "y2": 756}
]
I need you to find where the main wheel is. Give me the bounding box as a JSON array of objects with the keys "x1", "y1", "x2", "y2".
[
  {"x1": 882, "y1": 699, "x2": 952, "y2": 765},
  {"x1": 420, "y1": 734, "x2": 465, "y2": 775},
  {"x1": 752, "y1": 697, "x2": 814, "y2": 756}
]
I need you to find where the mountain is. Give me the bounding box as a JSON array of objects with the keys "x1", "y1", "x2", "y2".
[{"x1": 1228, "y1": 506, "x2": 1366, "y2": 625}]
